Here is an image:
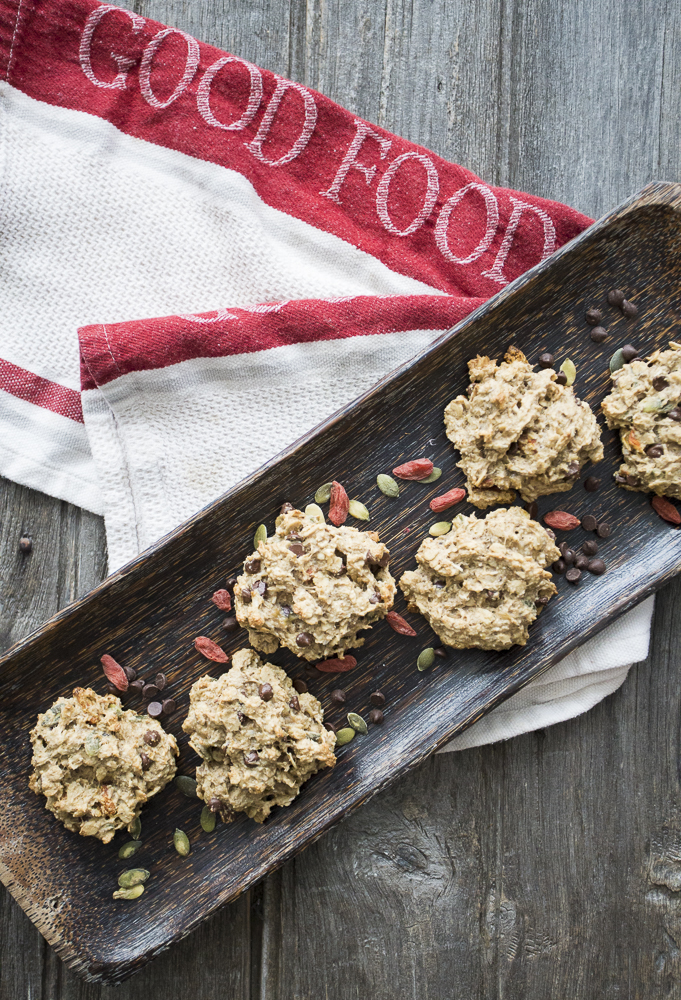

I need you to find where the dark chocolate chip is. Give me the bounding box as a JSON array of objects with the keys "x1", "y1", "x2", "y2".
[
  {"x1": 581, "y1": 515, "x2": 598, "y2": 531},
  {"x1": 237, "y1": 711, "x2": 246, "y2": 724},
  {"x1": 123, "y1": 665, "x2": 137, "y2": 682},
  {"x1": 289, "y1": 696, "x2": 300, "y2": 711},
  {"x1": 596, "y1": 522, "x2": 611, "y2": 538},
  {"x1": 370, "y1": 691, "x2": 386, "y2": 707},
  {"x1": 645, "y1": 444, "x2": 664, "y2": 458},
  {"x1": 526, "y1": 501, "x2": 538, "y2": 520},
  {"x1": 368, "y1": 709, "x2": 384, "y2": 725},
  {"x1": 18, "y1": 536, "x2": 32, "y2": 554},
  {"x1": 207, "y1": 797, "x2": 224, "y2": 813},
  {"x1": 584, "y1": 476, "x2": 601, "y2": 492},
  {"x1": 575, "y1": 554, "x2": 590, "y2": 570},
  {"x1": 565, "y1": 567, "x2": 581, "y2": 584},
  {"x1": 106, "y1": 683, "x2": 119, "y2": 695},
  {"x1": 323, "y1": 721, "x2": 337, "y2": 733},
  {"x1": 567, "y1": 461, "x2": 581, "y2": 478},
  {"x1": 585, "y1": 308, "x2": 602, "y2": 326},
  {"x1": 538, "y1": 352, "x2": 554, "y2": 368},
  {"x1": 244, "y1": 558, "x2": 261, "y2": 573},
  {"x1": 143, "y1": 730, "x2": 161, "y2": 746},
  {"x1": 280, "y1": 604, "x2": 292, "y2": 617},
  {"x1": 293, "y1": 679, "x2": 308, "y2": 694},
  {"x1": 259, "y1": 683, "x2": 273, "y2": 702},
  {"x1": 607, "y1": 288, "x2": 625, "y2": 307},
  {"x1": 552, "y1": 559, "x2": 566, "y2": 575},
  {"x1": 296, "y1": 632, "x2": 313, "y2": 647},
  {"x1": 545, "y1": 528, "x2": 556, "y2": 540},
  {"x1": 162, "y1": 698, "x2": 177, "y2": 715},
  {"x1": 305, "y1": 662, "x2": 319, "y2": 674},
  {"x1": 224, "y1": 616, "x2": 239, "y2": 631},
  {"x1": 225, "y1": 577, "x2": 238, "y2": 592},
  {"x1": 434, "y1": 580, "x2": 446, "y2": 590},
  {"x1": 130, "y1": 679, "x2": 145, "y2": 694},
  {"x1": 369, "y1": 592, "x2": 380, "y2": 604},
  {"x1": 280, "y1": 503, "x2": 294, "y2": 515},
  {"x1": 142, "y1": 684, "x2": 159, "y2": 700},
  {"x1": 615, "y1": 473, "x2": 628, "y2": 484},
  {"x1": 587, "y1": 559, "x2": 606, "y2": 575},
  {"x1": 590, "y1": 326, "x2": 608, "y2": 343},
  {"x1": 433, "y1": 647, "x2": 448, "y2": 659},
  {"x1": 582, "y1": 540, "x2": 599, "y2": 556},
  {"x1": 563, "y1": 548, "x2": 576, "y2": 565},
  {"x1": 621, "y1": 344, "x2": 639, "y2": 362},
  {"x1": 286, "y1": 532, "x2": 302, "y2": 541},
  {"x1": 331, "y1": 688, "x2": 346, "y2": 706},
  {"x1": 139, "y1": 752, "x2": 152, "y2": 771},
  {"x1": 555, "y1": 371, "x2": 568, "y2": 385},
  {"x1": 251, "y1": 579, "x2": 267, "y2": 597},
  {"x1": 621, "y1": 300, "x2": 638, "y2": 319},
  {"x1": 652, "y1": 376, "x2": 669, "y2": 391},
  {"x1": 535, "y1": 596, "x2": 550, "y2": 606},
  {"x1": 668, "y1": 408, "x2": 681, "y2": 422},
  {"x1": 244, "y1": 750, "x2": 259, "y2": 767},
  {"x1": 626, "y1": 474, "x2": 640, "y2": 487},
  {"x1": 288, "y1": 543, "x2": 305, "y2": 557},
  {"x1": 507, "y1": 440, "x2": 519, "y2": 456},
  {"x1": 240, "y1": 587, "x2": 252, "y2": 603},
  {"x1": 147, "y1": 701, "x2": 163, "y2": 718}
]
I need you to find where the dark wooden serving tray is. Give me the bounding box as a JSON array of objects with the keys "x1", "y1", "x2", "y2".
[{"x1": 1, "y1": 182, "x2": 680, "y2": 984}]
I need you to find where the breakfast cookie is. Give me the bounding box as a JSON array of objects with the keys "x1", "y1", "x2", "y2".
[
  {"x1": 29, "y1": 687, "x2": 178, "y2": 842},
  {"x1": 601, "y1": 341, "x2": 681, "y2": 498},
  {"x1": 234, "y1": 507, "x2": 396, "y2": 661},
  {"x1": 444, "y1": 347, "x2": 603, "y2": 508},
  {"x1": 399, "y1": 507, "x2": 559, "y2": 650},
  {"x1": 183, "y1": 648, "x2": 336, "y2": 823}
]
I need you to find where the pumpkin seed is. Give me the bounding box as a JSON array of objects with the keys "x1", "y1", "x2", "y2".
[
  {"x1": 175, "y1": 775, "x2": 198, "y2": 799},
  {"x1": 253, "y1": 523, "x2": 267, "y2": 548},
  {"x1": 429, "y1": 521, "x2": 451, "y2": 536},
  {"x1": 417, "y1": 648, "x2": 436, "y2": 672},
  {"x1": 84, "y1": 735, "x2": 100, "y2": 756},
  {"x1": 118, "y1": 868, "x2": 150, "y2": 888},
  {"x1": 417, "y1": 467, "x2": 442, "y2": 483},
  {"x1": 118, "y1": 840, "x2": 142, "y2": 859},
  {"x1": 335, "y1": 727, "x2": 356, "y2": 746},
  {"x1": 304, "y1": 503, "x2": 325, "y2": 523},
  {"x1": 641, "y1": 397, "x2": 664, "y2": 412},
  {"x1": 348, "y1": 499, "x2": 370, "y2": 521},
  {"x1": 609, "y1": 348, "x2": 625, "y2": 373},
  {"x1": 560, "y1": 358, "x2": 577, "y2": 385},
  {"x1": 173, "y1": 829, "x2": 191, "y2": 857},
  {"x1": 200, "y1": 805, "x2": 216, "y2": 833},
  {"x1": 377, "y1": 474, "x2": 400, "y2": 497},
  {"x1": 314, "y1": 482, "x2": 333, "y2": 504},
  {"x1": 347, "y1": 712, "x2": 368, "y2": 735},
  {"x1": 129, "y1": 816, "x2": 141, "y2": 840},
  {"x1": 453, "y1": 513, "x2": 468, "y2": 525},
  {"x1": 113, "y1": 884, "x2": 144, "y2": 900}
]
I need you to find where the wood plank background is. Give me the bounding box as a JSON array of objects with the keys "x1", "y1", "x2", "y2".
[{"x1": 1, "y1": 0, "x2": 679, "y2": 996}]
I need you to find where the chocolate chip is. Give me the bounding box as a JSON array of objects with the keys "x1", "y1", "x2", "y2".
[
  {"x1": 582, "y1": 540, "x2": 599, "y2": 556},
  {"x1": 139, "y1": 752, "x2": 152, "y2": 771},
  {"x1": 567, "y1": 461, "x2": 581, "y2": 478},
  {"x1": 293, "y1": 679, "x2": 308, "y2": 694},
  {"x1": 585, "y1": 308, "x2": 602, "y2": 326},
  {"x1": 581, "y1": 515, "x2": 598, "y2": 531},
  {"x1": 555, "y1": 371, "x2": 568, "y2": 385},
  {"x1": 652, "y1": 376, "x2": 669, "y2": 391},
  {"x1": 259, "y1": 683, "x2": 273, "y2": 701},
  {"x1": 305, "y1": 662, "x2": 319, "y2": 674},
  {"x1": 607, "y1": 288, "x2": 625, "y2": 307},
  {"x1": 526, "y1": 501, "x2": 538, "y2": 520},
  {"x1": 224, "y1": 616, "x2": 239, "y2": 631},
  {"x1": 240, "y1": 587, "x2": 252, "y2": 603},
  {"x1": 645, "y1": 444, "x2": 664, "y2": 458},
  {"x1": 575, "y1": 554, "x2": 589, "y2": 570},
  {"x1": 615, "y1": 473, "x2": 628, "y2": 484},
  {"x1": 323, "y1": 721, "x2": 337, "y2": 733},
  {"x1": 565, "y1": 567, "x2": 581, "y2": 584},
  {"x1": 369, "y1": 592, "x2": 380, "y2": 604},
  {"x1": 508, "y1": 440, "x2": 519, "y2": 455},
  {"x1": 225, "y1": 576, "x2": 238, "y2": 592},
  {"x1": 280, "y1": 604, "x2": 292, "y2": 617},
  {"x1": 545, "y1": 528, "x2": 556, "y2": 540},
  {"x1": 562, "y1": 548, "x2": 576, "y2": 565},
  {"x1": 596, "y1": 522, "x2": 611, "y2": 538},
  {"x1": 208, "y1": 797, "x2": 224, "y2": 813},
  {"x1": 253, "y1": 580, "x2": 268, "y2": 597},
  {"x1": 668, "y1": 408, "x2": 681, "y2": 422},
  {"x1": 621, "y1": 300, "x2": 638, "y2": 319},
  {"x1": 147, "y1": 701, "x2": 163, "y2": 718},
  {"x1": 433, "y1": 647, "x2": 448, "y2": 659},
  {"x1": 434, "y1": 580, "x2": 446, "y2": 590},
  {"x1": 368, "y1": 709, "x2": 384, "y2": 725},
  {"x1": 244, "y1": 558, "x2": 261, "y2": 573},
  {"x1": 244, "y1": 750, "x2": 259, "y2": 767},
  {"x1": 237, "y1": 711, "x2": 246, "y2": 724},
  {"x1": 144, "y1": 730, "x2": 161, "y2": 746},
  {"x1": 280, "y1": 503, "x2": 294, "y2": 515},
  {"x1": 288, "y1": 543, "x2": 305, "y2": 557},
  {"x1": 162, "y1": 698, "x2": 177, "y2": 715},
  {"x1": 286, "y1": 532, "x2": 302, "y2": 541},
  {"x1": 535, "y1": 596, "x2": 550, "y2": 606},
  {"x1": 18, "y1": 536, "x2": 32, "y2": 554},
  {"x1": 123, "y1": 665, "x2": 137, "y2": 682},
  {"x1": 590, "y1": 326, "x2": 608, "y2": 343},
  {"x1": 621, "y1": 344, "x2": 639, "y2": 362},
  {"x1": 331, "y1": 688, "x2": 346, "y2": 706},
  {"x1": 106, "y1": 683, "x2": 120, "y2": 695},
  {"x1": 584, "y1": 476, "x2": 601, "y2": 492},
  {"x1": 626, "y1": 474, "x2": 640, "y2": 487},
  {"x1": 552, "y1": 559, "x2": 566, "y2": 575},
  {"x1": 296, "y1": 632, "x2": 313, "y2": 647},
  {"x1": 289, "y1": 696, "x2": 300, "y2": 711},
  {"x1": 130, "y1": 679, "x2": 145, "y2": 694},
  {"x1": 588, "y1": 558, "x2": 606, "y2": 575},
  {"x1": 142, "y1": 683, "x2": 159, "y2": 700},
  {"x1": 370, "y1": 691, "x2": 386, "y2": 707},
  {"x1": 538, "y1": 352, "x2": 554, "y2": 368}
]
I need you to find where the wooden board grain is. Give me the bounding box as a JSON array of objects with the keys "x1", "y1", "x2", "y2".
[{"x1": 1, "y1": 182, "x2": 679, "y2": 984}]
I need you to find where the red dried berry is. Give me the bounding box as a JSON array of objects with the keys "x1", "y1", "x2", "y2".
[
  {"x1": 392, "y1": 459, "x2": 434, "y2": 480},
  {"x1": 315, "y1": 655, "x2": 358, "y2": 673},
  {"x1": 652, "y1": 496, "x2": 681, "y2": 525},
  {"x1": 429, "y1": 488, "x2": 467, "y2": 512},
  {"x1": 328, "y1": 481, "x2": 349, "y2": 526},
  {"x1": 194, "y1": 636, "x2": 230, "y2": 662},
  {"x1": 385, "y1": 611, "x2": 417, "y2": 636},
  {"x1": 211, "y1": 589, "x2": 232, "y2": 611},
  {"x1": 100, "y1": 654, "x2": 129, "y2": 692},
  {"x1": 543, "y1": 510, "x2": 581, "y2": 531}
]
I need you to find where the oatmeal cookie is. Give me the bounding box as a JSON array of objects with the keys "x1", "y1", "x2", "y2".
[
  {"x1": 183, "y1": 648, "x2": 336, "y2": 823},
  {"x1": 234, "y1": 507, "x2": 396, "y2": 661},
  {"x1": 444, "y1": 347, "x2": 603, "y2": 508},
  {"x1": 601, "y1": 341, "x2": 681, "y2": 498},
  {"x1": 29, "y1": 687, "x2": 177, "y2": 842},
  {"x1": 399, "y1": 507, "x2": 559, "y2": 650}
]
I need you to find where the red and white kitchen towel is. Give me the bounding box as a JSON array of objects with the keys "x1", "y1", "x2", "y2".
[{"x1": 0, "y1": 0, "x2": 653, "y2": 748}]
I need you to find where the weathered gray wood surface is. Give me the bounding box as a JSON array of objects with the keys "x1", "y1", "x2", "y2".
[{"x1": 1, "y1": 0, "x2": 679, "y2": 996}]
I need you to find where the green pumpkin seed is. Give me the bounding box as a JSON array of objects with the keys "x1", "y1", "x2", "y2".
[
  {"x1": 347, "y1": 712, "x2": 368, "y2": 735},
  {"x1": 377, "y1": 474, "x2": 400, "y2": 498},
  {"x1": 200, "y1": 805, "x2": 216, "y2": 833},
  {"x1": 335, "y1": 727, "x2": 356, "y2": 746},
  {"x1": 417, "y1": 648, "x2": 436, "y2": 672},
  {"x1": 641, "y1": 397, "x2": 664, "y2": 412},
  {"x1": 113, "y1": 884, "x2": 144, "y2": 900},
  {"x1": 118, "y1": 868, "x2": 150, "y2": 888},
  {"x1": 560, "y1": 358, "x2": 577, "y2": 385},
  {"x1": 417, "y1": 467, "x2": 442, "y2": 483},
  {"x1": 175, "y1": 775, "x2": 198, "y2": 799},
  {"x1": 173, "y1": 828, "x2": 191, "y2": 857},
  {"x1": 453, "y1": 513, "x2": 468, "y2": 525},
  {"x1": 129, "y1": 816, "x2": 141, "y2": 840},
  {"x1": 429, "y1": 521, "x2": 451, "y2": 536},
  {"x1": 304, "y1": 503, "x2": 325, "y2": 523},
  {"x1": 314, "y1": 482, "x2": 333, "y2": 504},
  {"x1": 253, "y1": 524, "x2": 267, "y2": 549},
  {"x1": 118, "y1": 840, "x2": 142, "y2": 859},
  {"x1": 348, "y1": 499, "x2": 370, "y2": 521},
  {"x1": 610, "y1": 348, "x2": 625, "y2": 373},
  {"x1": 84, "y1": 735, "x2": 100, "y2": 756}
]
